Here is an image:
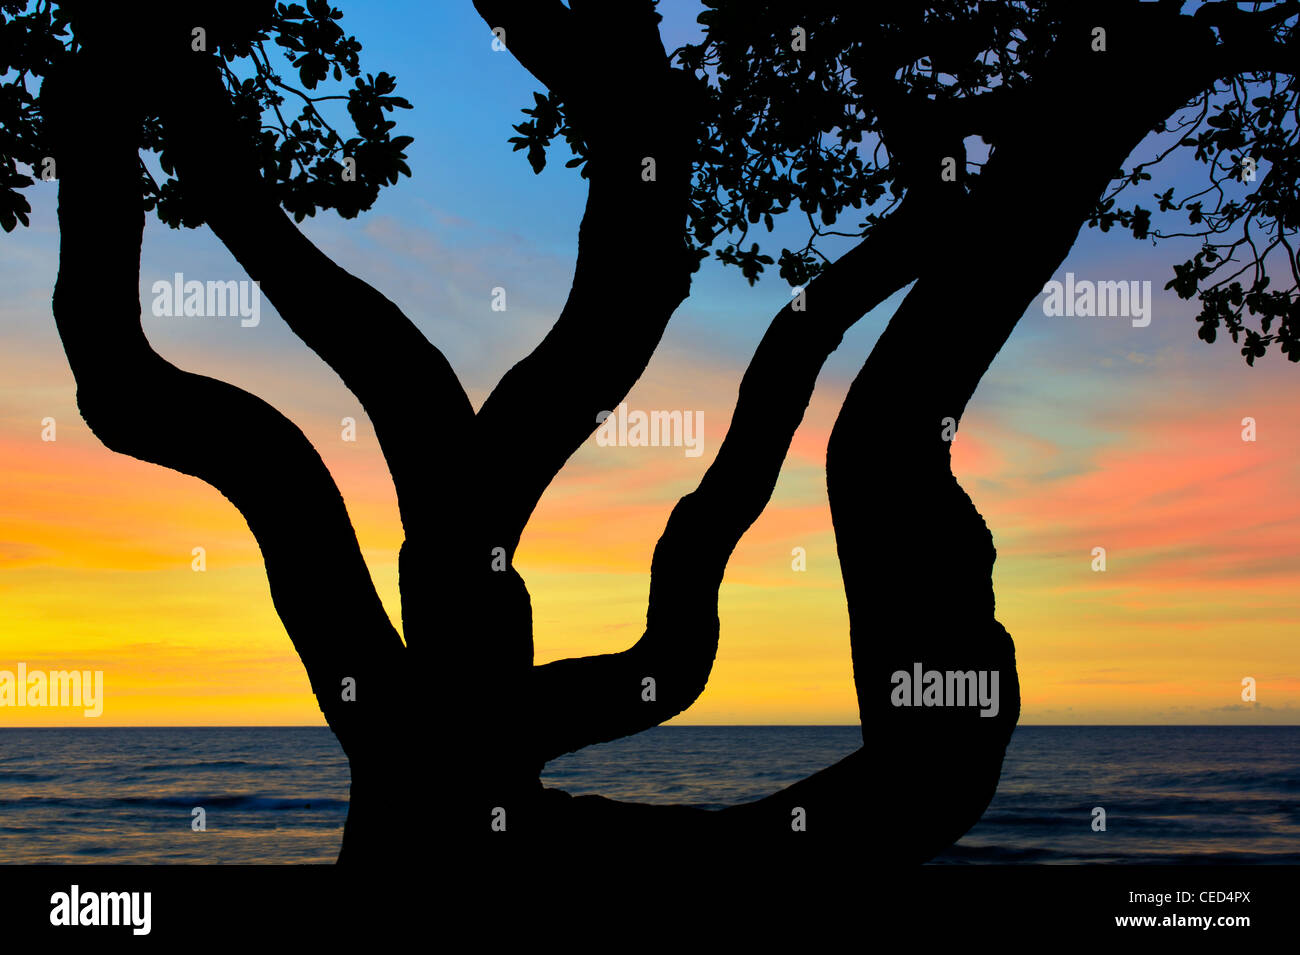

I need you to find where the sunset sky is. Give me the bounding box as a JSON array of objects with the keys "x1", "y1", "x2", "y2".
[{"x1": 1, "y1": 1, "x2": 1297, "y2": 727}]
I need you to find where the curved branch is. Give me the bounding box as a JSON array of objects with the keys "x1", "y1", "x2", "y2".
[
  {"x1": 472, "y1": 0, "x2": 701, "y2": 554},
  {"x1": 152, "y1": 48, "x2": 475, "y2": 539},
  {"x1": 44, "y1": 52, "x2": 403, "y2": 759},
  {"x1": 470, "y1": 0, "x2": 577, "y2": 99},
  {"x1": 819, "y1": 23, "x2": 1218, "y2": 860},
  {"x1": 530, "y1": 15, "x2": 1229, "y2": 857},
  {"x1": 530, "y1": 196, "x2": 933, "y2": 765}
]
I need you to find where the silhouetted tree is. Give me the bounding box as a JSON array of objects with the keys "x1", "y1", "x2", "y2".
[
  {"x1": 3, "y1": 0, "x2": 1296, "y2": 863},
  {"x1": 482, "y1": 0, "x2": 1297, "y2": 860}
]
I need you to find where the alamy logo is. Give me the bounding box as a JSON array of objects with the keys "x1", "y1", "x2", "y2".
[
  {"x1": 151, "y1": 272, "x2": 261, "y2": 327},
  {"x1": 596, "y1": 402, "x2": 704, "y2": 458},
  {"x1": 50, "y1": 885, "x2": 151, "y2": 935},
  {"x1": 0, "y1": 663, "x2": 102, "y2": 717},
  {"x1": 1041, "y1": 272, "x2": 1152, "y2": 328},
  {"x1": 890, "y1": 663, "x2": 1000, "y2": 718}
]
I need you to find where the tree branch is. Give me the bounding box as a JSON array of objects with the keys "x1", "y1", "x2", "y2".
[
  {"x1": 822, "y1": 13, "x2": 1218, "y2": 860},
  {"x1": 152, "y1": 47, "x2": 475, "y2": 538},
  {"x1": 529, "y1": 8, "x2": 1236, "y2": 854},
  {"x1": 472, "y1": 0, "x2": 701, "y2": 554},
  {"x1": 1195, "y1": 0, "x2": 1298, "y2": 75},
  {"x1": 44, "y1": 50, "x2": 404, "y2": 759},
  {"x1": 470, "y1": 0, "x2": 581, "y2": 101},
  {"x1": 529, "y1": 196, "x2": 932, "y2": 765}
]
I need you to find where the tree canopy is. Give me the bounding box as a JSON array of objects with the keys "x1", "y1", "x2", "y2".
[
  {"x1": 510, "y1": 1, "x2": 1300, "y2": 362},
  {"x1": 7, "y1": 0, "x2": 1296, "y2": 362},
  {"x1": 1, "y1": 0, "x2": 414, "y2": 231}
]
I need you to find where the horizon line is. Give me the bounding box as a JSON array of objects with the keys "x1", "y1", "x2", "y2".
[{"x1": 0, "y1": 723, "x2": 1297, "y2": 729}]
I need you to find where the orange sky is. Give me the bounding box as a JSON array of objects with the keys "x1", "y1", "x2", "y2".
[
  {"x1": 2, "y1": 265, "x2": 1298, "y2": 726},
  {"x1": 3, "y1": 6, "x2": 1299, "y2": 727}
]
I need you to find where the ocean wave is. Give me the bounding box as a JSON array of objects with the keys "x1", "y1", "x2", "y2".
[
  {"x1": 1, "y1": 726, "x2": 1297, "y2": 863},
  {"x1": 114, "y1": 794, "x2": 349, "y2": 811},
  {"x1": 0, "y1": 793, "x2": 348, "y2": 812}
]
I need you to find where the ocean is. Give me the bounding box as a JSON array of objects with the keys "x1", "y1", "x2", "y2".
[{"x1": 0, "y1": 725, "x2": 1295, "y2": 864}]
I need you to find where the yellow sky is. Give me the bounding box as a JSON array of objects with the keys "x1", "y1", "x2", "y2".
[{"x1": 3, "y1": 329, "x2": 1298, "y2": 726}]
